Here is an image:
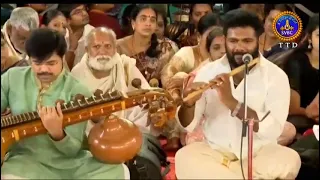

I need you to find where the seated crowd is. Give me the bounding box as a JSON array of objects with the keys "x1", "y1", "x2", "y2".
[{"x1": 1, "y1": 3, "x2": 319, "y2": 180}]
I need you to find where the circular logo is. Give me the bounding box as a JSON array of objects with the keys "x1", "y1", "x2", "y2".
[{"x1": 273, "y1": 11, "x2": 303, "y2": 42}]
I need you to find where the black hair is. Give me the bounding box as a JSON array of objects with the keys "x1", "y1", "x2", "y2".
[
  {"x1": 206, "y1": 26, "x2": 224, "y2": 52},
  {"x1": 268, "y1": 14, "x2": 319, "y2": 68},
  {"x1": 121, "y1": 4, "x2": 136, "y2": 27},
  {"x1": 131, "y1": 5, "x2": 160, "y2": 58},
  {"x1": 306, "y1": 13, "x2": 319, "y2": 35},
  {"x1": 157, "y1": 10, "x2": 168, "y2": 29},
  {"x1": 25, "y1": 28, "x2": 67, "y2": 62},
  {"x1": 16, "y1": 4, "x2": 29, "y2": 7},
  {"x1": 42, "y1": 9, "x2": 65, "y2": 26},
  {"x1": 222, "y1": 9, "x2": 264, "y2": 38},
  {"x1": 57, "y1": 4, "x2": 87, "y2": 19},
  {"x1": 197, "y1": 12, "x2": 222, "y2": 35},
  {"x1": 264, "y1": 4, "x2": 293, "y2": 19},
  {"x1": 296, "y1": 13, "x2": 319, "y2": 52},
  {"x1": 189, "y1": 4, "x2": 214, "y2": 16}
]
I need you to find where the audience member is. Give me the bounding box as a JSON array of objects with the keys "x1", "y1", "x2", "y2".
[
  {"x1": 57, "y1": 4, "x2": 94, "y2": 67},
  {"x1": 117, "y1": 5, "x2": 175, "y2": 86},
  {"x1": 117, "y1": 5, "x2": 179, "y2": 149},
  {"x1": 41, "y1": 9, "x2": 67, "y2": 36},
  {"x1": 179, "y1": 26, "x2": 225, "y2": 145},
  {"x1": 155, "y1": 10, "x2": 179, "y2": 52},
  {"x1": 259, "y1": 4, "x2": 294, "y2": 58},
  {"x1": 1, "y1": 7, "x2": 39, "y2": 60},
  {"x1": 1, "y1": 32, "x2": 28, "y2": 74},
  {"x1": 120, "y1": 4, "x2": 136, "y2": 37},
  {"x1": 88, "y1": 4, "x2": 124, "y2": 38},
  {"x1": 161, "y1": 13, "x2": 222, "y2": 102},
  {"x1": 179, "y1": 4, "x2": 214, "y2": 47},
  {"x1": 283, "y1": 14, "x2": 319, "y2": 135}
]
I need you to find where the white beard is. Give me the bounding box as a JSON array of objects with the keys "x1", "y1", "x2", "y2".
[{"x1": 87, "y1": 54, "x2": 118, "y2": 71}]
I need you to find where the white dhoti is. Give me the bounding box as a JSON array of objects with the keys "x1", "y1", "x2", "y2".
[{"x1": 175, "y1": 142, "x2": 301, "y2": 179}]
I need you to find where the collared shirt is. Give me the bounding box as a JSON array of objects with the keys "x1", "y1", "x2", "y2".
[{"x1": 176, "y1": 54, "x2": 290, "y2": 158}]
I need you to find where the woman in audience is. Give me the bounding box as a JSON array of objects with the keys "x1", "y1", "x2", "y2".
[
  {"x1": 259, "y1": 4, "x2": 294, "y2": 58},
  {"x1": 41, "y1": 9, "x2": 67, "y2": 36},
  {"x1": 178, "y1": 26, "x2": 226, "y2": 145},
  {"x1": 117, "y1": 5, "x2": 176, "y2": 87},
  {"x1": 179, "y1": 4, "x2": 214, "y2": 47},
  {"x1": 117, "y1": 5, "x2": 179, "y2": 149},
  {"x1": 120, "y1": 4, "x2": 136, "y2": 37},
  {"x1": 161, "y1": 13, "x2": 222, "y2": 102},
  {"x1": 283, "y1": 13, "x2": 319, "y2": 136},
  {"x1": 155, "y1": 10, "x2": 179, "y2": 52},
  {"x1": 41, "y1": 9, "x2": 79, "y2": 71}
]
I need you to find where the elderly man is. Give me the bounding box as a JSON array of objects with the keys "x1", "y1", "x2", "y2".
[
  {"x1": 71, "y1": 27, "x2": 174, "y2": 178},
  {"x1": 71, "y1": 27, "x2": 162, "y2": 134},
  {"x1": 57, "y1": 4, "x2": 95, "y2": 68},
  {"x1": 1, "y1": 32, "x2": 28, "y2": 74},
  {"x1": 1, "y1": 28, "x2": 129, "y2": 179},
  {"x1": 175, "y1": 9, "x2": 301, "y2": 179},
  {"x1": 1, "y1": 7, "x2": 39, "y2": 61}
]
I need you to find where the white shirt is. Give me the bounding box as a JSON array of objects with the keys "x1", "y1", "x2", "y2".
[
  {"x1": 176, "y1": 54, "x2": 290, "y2": 158},
  {"x1": 65, "y1": 24, "x2": 95, "y2": 67},
  {"x1": 313, "y1": 125, "x2": 319, "y2": 141}
]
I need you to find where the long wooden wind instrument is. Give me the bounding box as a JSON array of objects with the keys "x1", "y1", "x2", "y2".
[{"x1": 183, "y1": 58, "x2": 259, "y2": 102}]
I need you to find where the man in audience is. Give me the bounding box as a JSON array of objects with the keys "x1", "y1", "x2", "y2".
[
  {"x1": 1, "y1": 32, "x2": 28, "y2": 74},
  {"x1": 71, "y1": 27, "x2": 151, "y2": 135},
  {"x1": 1, "y1": 7, "x2": 39, "y2": 60},
  {"x1": 1, "y1": 28, "x2": 129, "y2": 179},
  {"x1": 71, "y1": 27, "x2": 177, "y2": 138},
  {"x1": 175, "y1": 9, "x2": 301, "y2": 179},
  {"x1": 71, "y1": 27, "x2": 172, "y2": 178},
  {"x1": 57, "y1": 4, "x2": 94, "y2": 68}
]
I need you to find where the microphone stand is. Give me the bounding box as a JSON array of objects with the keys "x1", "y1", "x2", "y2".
[{"x1": 241, "y1": 59, "x2": 253, "y2": 180}]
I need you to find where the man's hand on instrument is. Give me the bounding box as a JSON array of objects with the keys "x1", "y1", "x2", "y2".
[
  {"x1": 209, "y1": 73, "x2": 236, "y2": 106},
  {"x1": 166, "y1": 77, "x2": 185, "y2": 90},
  {"x1": 38, "y1": 102, "x2": 65, "y2": 141},
  {"x1": 1, "y1": 108, "x2": 11, "y2": 116},
  {"x1": 183, "y1": 82, "x2": 208, "y2": 107}
]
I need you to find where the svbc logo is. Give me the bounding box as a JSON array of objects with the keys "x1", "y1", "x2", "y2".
[{"x1": 273, "y1": 11, "x2": 303, "y2": 49}]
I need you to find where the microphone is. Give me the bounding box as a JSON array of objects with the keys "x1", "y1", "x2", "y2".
[{"x1": 242, "y1": 54, "x2": 253, "y2": 64}]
